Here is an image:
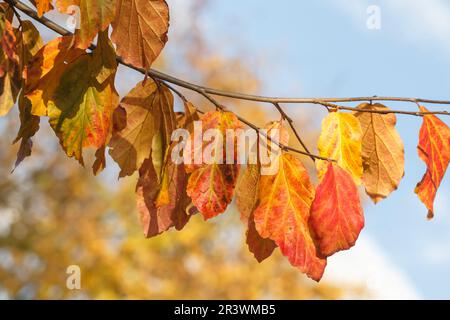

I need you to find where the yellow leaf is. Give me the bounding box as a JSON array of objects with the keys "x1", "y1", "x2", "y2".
[{"x1": 316, "y1": 112, "x2": 363, "y2": 185}]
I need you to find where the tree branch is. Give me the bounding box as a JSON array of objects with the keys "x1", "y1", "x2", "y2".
[
  {"x1": 8, "y1": 0, "x2": 450, "y2": 117},
  {"x1": 7, "y1": 0, "x2": 450, "y2": 165}
]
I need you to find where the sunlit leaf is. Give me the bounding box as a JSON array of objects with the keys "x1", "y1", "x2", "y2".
[
  {"x1": 111, "y1": 0, "x2": 169, "y2": 69},
  {"x1": 186, "y1": 111, "x2": 242, "y2": 219},
  {"x1": 316, "y1": 112, "x2": 363, "y2": 184},
  {"x1": 0, "y1": 8, "x2": 20, "y2": 116},
  {"x1": 56, "y1": 0, "x2": 116, "y2": 49},
  {"x1": 310, "y1": 162, "x2": 364, "y2": 257},
  {"x1": 415, "y1": 106, "x2": 450, "y2": 219},
  {"x1": 108, "y1": 79, "x2": 175, "y2": 177},
  {"x1": 254, "y1": 153, "x2": 326, "y2": 281},
  {"x1": 355, "y1": 103, "x2": 405, "y2": 203},
  {"x1": 46, "y1": 31, "x2": 119, "y2": 165}
]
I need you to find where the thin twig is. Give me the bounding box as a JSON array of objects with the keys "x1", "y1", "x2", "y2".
[{"x1": 273, "y1": 103, "x2": 315, "y2": 162}]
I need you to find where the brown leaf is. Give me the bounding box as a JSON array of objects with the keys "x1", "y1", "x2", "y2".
[
  {"x1": 109, "y1": 79, "x2": 175, "y2": 177},
  {"x1": 112, "y1": 0, "x2": 169, "y2": 69},
  {"x1": 355, "y1": 103, "x2": 405, "y2": 203},
  {"x1": 247, "y1": 211, "x2": 277, "y2": 263}
]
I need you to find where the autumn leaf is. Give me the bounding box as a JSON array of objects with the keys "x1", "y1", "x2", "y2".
[
  {"x1": 310, "y1": 162, "x2": 364, "y2": 257},
  {"x1": 186, "y1": 111, "x2": 242, "y2": 219},
  {"x1": 13, "y1": 21, "x2": 43, "y2": 169},
  {"x1": 56, "y1": 0, "x2": 116, "y2": 49},
  {"x1": 415, "y1": 106, "x2": 450, "y2": 219},
  {"x1": 24, "y1": 35, "x2": 85, "y2": 116},
  {"x1": 317, "y1": 112, "x2": 363, "y2": 184},
  {"x1": 136, "y1": 147, "x2": 191, "y2": 238},
  {"x1": 254, "y1": 153, "x2": 326, "y2": 281},
  {"x1": 109, "y1": 79, "x2": 176, "y2": 178},
  {"x1": 112, "y1": 0, "x2": 169, "y2": 69},
  {"x1": 45, "y1": 31, "x2": 118, "y2": 165},
  {"x1": 237, "y1": 164, "x2": 277, "y2": 262},
  {"x1": 33, "y1": 0, "x2": 53, "y2": 17},
  {"x1": 247, "y1": 211, "x2": 277, "y2": 263},
  {"x1": 236, "y1": 164, "x2": 260, "y2": 222},
  {"x1": 355, "y1": 103, "x2": 405, "y2": 203},
  {"x1": 0, "y1": 8, "x2": 20, "y2": 116}
]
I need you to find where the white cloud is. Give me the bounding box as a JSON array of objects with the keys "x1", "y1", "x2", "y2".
[{"x1": 323, "y1": 235, "x2": 421, "y2": 299}]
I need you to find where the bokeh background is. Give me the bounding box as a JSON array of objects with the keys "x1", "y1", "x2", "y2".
[{"x1": 0, "y1": 0, "x2": 449, "y2": 299}]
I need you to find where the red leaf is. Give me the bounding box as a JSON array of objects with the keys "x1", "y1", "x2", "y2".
[
  {"x1": 310, "y1": 162, "x2": 364, "y2": 257},
  {"x1": 415, "y1": 106, "x2": 450, "y2": 219}
]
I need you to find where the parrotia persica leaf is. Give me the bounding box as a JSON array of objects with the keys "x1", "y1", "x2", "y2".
[
  {"x1": 13, "y1": 21, "x2": 44, "y2": 169},
  {"x1": 56, "y1": 0, "x2": 117, "y2": 49},
  {"x1": 112, "y1": 0, "x2": 169, "y2": 69},
  {"x1": 108, "y1": 79, "x2": 175, "y2": 178},
  {"x1": 317, "y1": 112, "x2": 363, "y2": 185},
  {"x1": 136, "y1": 155, "x2": 191, "y2": 238},
  {"x1": 310, "y1": 162, "x2": 364, "y2": 257},
  {"x1": 247, "y1": 211, "x2": 277, "y2": 263},
  {"x1": 236, "y1": 164, "x2": 260, "y2": 222},
  {"x1": 415, "y1": 106, "x2": 450, "y2": 219},
  {"x1": 38, "y1": 32, "x2": 119, "y2": 166},
  {"x1": 254, "y1": 153, "x2": 326, "y2": 281},
  {"x1": 355, "y1": 103, "x2": 405, "y2": 203},
  {"x1": 25, "y1": 36, "x2": 85, "y2": 116},
  {"x1": 237, "y1": 165, "x2": 277, "y2": 263},
  {"x1": 0, "y1": 8, "x2": 20, "y2": 116},
  {"x1": 33, "y1": 0, "x2": 53, "y2": 17},
  {"x1": 186, "y1": 111, "x2": 242, "y2": 220}
]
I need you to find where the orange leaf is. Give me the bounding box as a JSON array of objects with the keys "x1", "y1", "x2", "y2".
[
  {"x1": 112, "y1": 0, "x2": 169, "y2": 69},
  {"x1": 24, "y1": 36, "x2": 85, "y2": 116},
  {"x1": 253, "y1": 153, "x2": 326, "y2": 281},
  {"x1": 415, "y1": 106, "x2": 450, "y2": 219},
  {"x1": 310, "y1": 162, "x2": 364, "y2": 257},
  {"x1": 56, "y1": 0, "x2": 116, "y2": 49},
  {"x1": 187, "y1": 163, "x2": 239, "y2": 220},
  {"x1": 34, "y1": 0, "x2": 53, "y2": 17},
  {"x1": 186, "y1": 111, "x2": 242, "y2": 219}
]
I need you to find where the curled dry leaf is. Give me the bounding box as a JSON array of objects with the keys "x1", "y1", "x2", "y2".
[
  {"x1": 355, "y1": 103, "x2": 405, "y2": 203},
  {"x1": 310, "y1": 162, "x2": 364, "y2": 257},
  {"x1": 415, "y1": 106, "x2": 450, "y2": 219}
]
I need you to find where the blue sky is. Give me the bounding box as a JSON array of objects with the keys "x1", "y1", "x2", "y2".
[{"x1": 180, "y1": 0, "x2": 450, "y2": 298}]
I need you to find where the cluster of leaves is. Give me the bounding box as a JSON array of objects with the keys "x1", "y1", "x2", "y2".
[{"x1": 1, "y1": 1, "x2": 450, "y2": 282}]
